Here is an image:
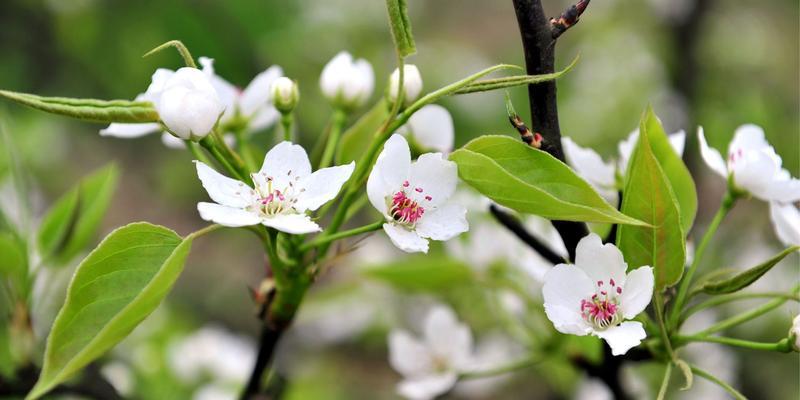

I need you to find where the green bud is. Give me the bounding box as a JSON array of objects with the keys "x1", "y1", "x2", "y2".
[{"x1": 272, "y1": 77, "x2": 299, "y2": 114}]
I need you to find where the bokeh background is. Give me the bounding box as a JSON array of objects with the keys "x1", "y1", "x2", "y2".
[{"x1": 0, "y1": 0, "x2": 798, "y2": 399}]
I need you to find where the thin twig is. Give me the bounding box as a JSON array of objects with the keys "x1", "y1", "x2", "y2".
[
  {"x1": 550, "y1": 0, "x2": 591, "y2": 39},
  {"x1": 489, "y1": 204, "x2": 565, "y2": 265}
]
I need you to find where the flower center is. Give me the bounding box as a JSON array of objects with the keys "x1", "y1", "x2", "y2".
[
  {"x1": 254, "y1": 176, "x2": 299, "y2": 216},
  {"x1": 580, "y1": 278, "x2": 623, "y2": 330},
  {"x1": 388, "y1": 181, "x2": 431, "y2": 227}
]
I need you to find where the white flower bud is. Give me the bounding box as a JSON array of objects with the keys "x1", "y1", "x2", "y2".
[
  {"x1": 388, "y1": 64, "x2": 422, "y2": 106},
  {"x1": 271, "y1": 77, "x2": 299, "y2": 114},
  {"x1": 156, "y1": 67, "x2": 223, "y2": 141},
  {"x1": 791, "y1": 314, "x2": 800, "y2": 352},
  {"x1": 320, "y1": 51, "x2": 374, "y2": 111}
]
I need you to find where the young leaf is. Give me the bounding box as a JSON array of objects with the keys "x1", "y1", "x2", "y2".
[
  {"x1": 26, "y1": 222, "x2": 196, "y2": 400},
  {"x1": 0, "y1": 90, "x2": 159, "y2": 124},
  {"x1": 449, "y1": 135, "x2": 647, "y2": 225},
  {"x1": 363, "y1": 256, "x2": 472, "y2": 291},
  {"x1": 699, "y1": 246, "x2": 799, "y2": 295},
  {"x1": 0, "y1": 232, "x2": 27, "y2": 298},
  {"x1": 385, "y1": 0, "x2": 416, "y2": 57},
  {"x1": 337, "y1": 101, "x2": 390, "y2": 165},
  {"x1": 37, "y1": 164, "x2": 120, "y2": 265},
  {"x1": 616, "y1": 125, "x2": 685, "y2": 291},
  {"x1": 641, "y1": 107, "x2": 697, "y2": 234}
]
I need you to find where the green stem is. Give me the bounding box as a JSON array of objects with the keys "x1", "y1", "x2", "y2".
[
  {"x1": 212, "y1": 129, "x2": 249, "y2": 175},
  {"x1": 656, "y1": 363, "x2": 672, "y2": 400},
  {"x1": 680, "y1": 292, "x2": 800, "y2": 325},
  {"x1": 675, "y1": 335, "x2": 792, "y2": 352},
  {"x1": 185, "y1": 141, "x2": 212, "y2": 165},
  {"x1": 233, "y1": 128, "x2": 258, "y2": 173},
  {"x1": 691, "y1": 285, "x2": 799, "y2": 336},
  {"x1": 300, "y1": 221, "x2": 383, "y2": 252},
  {"x1": 670, "y1": 191, "x2": 736, "y2": 328},
  {"x1": 189, "y1": 224, "x2": 223, "y2": 238},
  {"x1": 280, "y1": 113, "x2": 294, "y2": 142},
  {"x1": 458, "y1": 356, "x2": 541, "y2": 380},
  {"x1": 318, "y1": 109, "x2": 347, "y2": 168},
  {"x1": 654, "y1": 292, "x2": 678, "y2": 362},
  {"x1": 690, "y1": 365, "x2": 747, "y2": 400},
  {"x1": 199, "y1": 137, "x2": 244, "y2": 180}
]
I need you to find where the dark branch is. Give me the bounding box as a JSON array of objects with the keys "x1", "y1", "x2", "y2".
[
  {"x1": 550, "y1": 0, "x2": 591, "y2": 39},
  {"x1": 489, "y1": 204, "x2": 566, "y2": 265},
  {"x1": 240, "y1": 324, "x2": 285, "y2": 400},
  {"x1": 0, "y1": 364, "x2": 123, "y2": 400},
  {"x1": 511, "y1": 0, "x2": 589, "y2": 261}
]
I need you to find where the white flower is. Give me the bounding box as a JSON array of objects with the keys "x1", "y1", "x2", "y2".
[
  {"x1": 319, "y1": 51, "x2": 374, "y2": 110},
  {"x1": 195, "y1": 141, "x2": 354, "y2": 234},
  {"x1": 271, "y1": 76, "x2": 299, "y2": 113},
  {"x1": 367, "y1": 134, "x2": 468, "y2": 253},
  {"x1": 791, "y1": 314, "x2": 800, "y2": 351},
  {"x1": 100, "y1": 58, "x2": 283, "y2": 140},
  {"x1": 542, "y1": 233, "x2": 654, "y2": 356},
  {"x1": 199, "y1": 57, "x2": 284, "y2": 133},
  {"x1": 388, "y1": 305, "x2": 474, "y2": 400},
  {"x1": 398, "y1": 104, "x2": 454, "y2": 153},
  {"x1": 167, "y1": 325, "x2": 255, "y2": 384},
  {"x1": 193, "y1": 384, "x2": 236, "y2": 400},
  {"x1": 769, "y1": 202, "x2": 800, "y2": 246},
  {"x1": 389, "y1": 64, "x2": 423, "y2": 105},
  {"x1": 154, "y1": 67, "x2": 223, "y2": 140},
  {"x1": 562, "y1": 129, "x2": 685, "y2": 206},
  {"x1": 699, "y1": 124, "x2": 800, "y2": 202}
]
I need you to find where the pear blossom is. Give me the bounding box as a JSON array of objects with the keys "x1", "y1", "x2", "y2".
[
  {"x1": 388, "y1": 305, "x2": 474, "y2": 400},
  {"x1": 195, "y1": 141, "x2": 354, "y2": 234},
  {"x1": 389, "y1": 64, "x2": 423, "y2": 105},
  {"x1": 542, "y1": 233, "x2": 654, "y2": 356},
  {"x1": 156, "y1": 67, "x2": 224, "y2": 140},
  {"x1": 562, "y1": 129, "x2": 685, "y2": 206},
  {"x1": 168, "y1": 325, "x2": 255, "y2": 384},
  {"x1": 320, "y1": 51, "x2": 374, "y2": 110},
  {"x1": 790, "y1": 314, "x2": 800, "y2": 351},
  {"x1": 271, "y1": 76, "x2": 299, "y2": 113},
  {"x1": 367, "y1": 134, "x2": 468, "y2": 253},
  {"x1": 398, "y1": 104, "x2": 454, "y2": 153},
  {"x1": 101, "y1": 58, "x2": 283, "y2": 141},
  {"x1": 769, "y1": 202, "x2": 800, "y2": 246},
  {"x1": 698, "y1": 124, "x2": 800, "y2": 202}
]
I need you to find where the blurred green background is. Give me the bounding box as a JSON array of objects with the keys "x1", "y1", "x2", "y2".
[{"x1": 0, "y1": 0, "x2": 797, "y2": 399}]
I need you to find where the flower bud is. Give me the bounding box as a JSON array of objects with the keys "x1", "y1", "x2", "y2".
[
  {"x1": 156, "y1": 67, "x2": 223, "y2": 141},
  {"x1": 790, "y1": 314, "x2": 800, "y2": 352},
  {"x1": 320, "y1": 51, "x2": 374, "y2": 111},
  {"x1": 271, "y1": 77, "x2": 299, "y2": 114},
  {"x1": 388, "y1": 64, "x2": 422, "y2": 106}
]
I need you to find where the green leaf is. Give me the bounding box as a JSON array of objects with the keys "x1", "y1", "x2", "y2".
[
  {"x1": 641, "y1": 107, "x2": 697, "y2": 234},
  {"x1": 450, "y1": 135, "x2": 647, "y2": 225},
  {"x1": 385, "y1": 0, "x2": 416, "y2": 57},
  {"x1": 363, "y1": 256, "x2": 473, "y2": 291},
  {"x1": 700, "y1": 246, "x2": 799, "y2": 295},
  {"x1": 453, "y1": 56, "x2": 579, "y2": 95},
  {"x1": 0, "y1": 232, "x2": 27, "y2": 298},
  {"x1": 0, "y1": 90, "x2": 159, "y2": 124},
  {"x1": 38, "y1": 164, "x2": 120, "y2": 265},
  {"x1": 337, "y1": 101, "x2": 390, "y2": 165},
  {"x1": 26, "y1": 222, "x2": 196, "y2": 400},
  {"x1": 616, "y1": 124, "x2": 685, "y2": 291}
]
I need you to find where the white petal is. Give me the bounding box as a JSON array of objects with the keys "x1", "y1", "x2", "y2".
[
  {"x1": 388, "y1": 330, "x2": 434, "y2": 377},
  {"x1": 157, "y1": 68, "x2": 223, "y2": 140},
  {"x1": 563, "y1": 137, "x2": 616, "y2": 189},
  {"x1": 367, "y1": 134, "x2": 412, "y2": 214},
  {"x1": 261, "y1": 213, "x2": 321, "y2": 234},
  {"x1": 697, "y1": 126, "x2": 728, "y2": 178},
  {"x1": 669, "y1": 130, "x2": 686, "y2": 157},
  {"x1": 240, "y1": 66, "x2": 284, "y2": 117},
  {"x1": 383, "y1": 223, "x2": 429, "y2": 253},
  {"x1": 161, "y1": 132, "x2": 186, "y2": 149},
  {"x1": 423, "y1": 306, "x2": 473, "y2": 369},
  {"x1": 247, "y1": 106, "x2": 280, "y2": 133},
  {"x1": 256, "y1": 141, "x2": 312, "y2": 193},
  {"x1": 770, "y1": 202, "x2": 800, "y2": 246},
  {"x1": 397, "y1": 373, "x2": 457, "y2": 400},
  {"x1": 620, "y1": 267, "x2": 654, "y2": 319},
  {"x1": 389, "y1": 65, "x2": 423, "y2": 104},
  {"x1": 593, "y1": 321, "x2": 646, "y2": 356},
  {"x1": 408, "y1": 153, "x2": 458, "y2": 208},
  {"x1": 294, "y1": 162, "x2": 355, "y2": 212},
  {"x1": 764, "y1": 175, "x2": 800, "y2": 203},
  {"x1": 199, "y1": 57, "x2": 239, "y2": 121},
  {"x1": 574, "y1": 233, "x2": 628, "y2": 289},
  {"x1": 729, "y1": 124, "x2": 770, "y2": 155},
  {"x1": 406, "y1": 105, "x2": 454, "y2": 153},
  {"x1": 197, "y1": 202, "x2": 260, "y2": 227},
  {"x1": 142, "y1": 68, "x2": 175, "y2": 104},
  {"x1": 415, "y1": 203, "x2": 468, "y2": 241},
  {"x1": 542, "y1": 264, "x2": 594, "y2": 335},
  {"x1": 617, "y1": 130, "x2": 638, "y2": 174},
  {"x1": 320, "y1": 51, "x2": 352, "y2": 100},
  {"x1": 100, "y1": 123, "x2": 160, "y2": 138},
  {"x1": 195, "y1": 161, "x2": 256, "y2": 208}
]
